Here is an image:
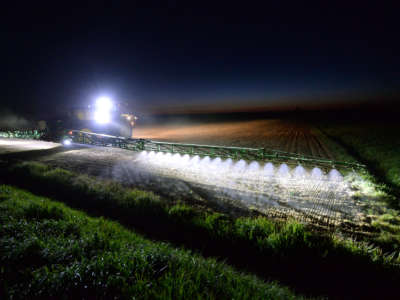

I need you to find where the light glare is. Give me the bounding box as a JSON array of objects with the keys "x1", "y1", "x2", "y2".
[
  {"x1": 94, "y1": 97, "x2": 113, "y2": 124},
  {"x1": 95, "y1": 97, "x2": 113, "y2": 111},
  {"x1": 94, "y1": 110, "x2": 111, "y2": 124}
]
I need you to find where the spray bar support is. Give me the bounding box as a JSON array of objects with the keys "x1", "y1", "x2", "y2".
[{"x1": 68, "y1": 130, "x2": 365, "y2": 171}]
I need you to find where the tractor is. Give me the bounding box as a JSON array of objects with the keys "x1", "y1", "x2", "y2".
[{"x1": 65, "y1": 97, "x2": 137, "y2": 138}]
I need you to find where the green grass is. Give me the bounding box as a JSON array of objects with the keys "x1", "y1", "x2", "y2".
[
  {"x1": 1, "y1": 161, "x2": 400, "y2": 298},
  {"x1": 315, "y1": 123, "x2": 400, "y2": 250},
  {"x1": 317, "y1": 122, "x2": 400, "y2": 198},
  {"x1": 0, "y1": 184, "x2": 301, "y2": 299}
]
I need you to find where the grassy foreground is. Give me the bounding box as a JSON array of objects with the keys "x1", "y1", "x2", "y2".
[
  {"x1": 0, "y1": 184, "x2": 300, "y2": 299},
  {"x1": 1, "y1": 161, "x2": 400, "y2": 298}
]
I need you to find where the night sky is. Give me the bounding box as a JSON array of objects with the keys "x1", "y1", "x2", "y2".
[{"x1": 2, "y1": 1, "x2": 399, "y2": 116}]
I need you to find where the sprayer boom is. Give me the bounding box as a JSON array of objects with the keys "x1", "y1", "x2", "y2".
[
  {"x1": 67, "y1": 130, "x2": 365, "y2": 171},
  {"x1": 0, "y1": 129, "x2": 45, "y2": 140}
]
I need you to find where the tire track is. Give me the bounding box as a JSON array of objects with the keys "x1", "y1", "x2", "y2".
[
  {"x1": 310, "y1": 134, "x2": 334, "y2": 159},
  {"x1": 303, "y1": 132, "x2": 317, "y2": 156}
]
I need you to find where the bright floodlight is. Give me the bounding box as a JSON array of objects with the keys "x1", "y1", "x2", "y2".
[
  {"x1": 95, "y1": 97, "x2": 113, "y2": 111},
  {"x1": 94, "y1": 97, "x2": 113, "y2": 124},
  {"x1": 94, "y1": 110, "x2": 111, "y2": 124},
  {"x1": 63, "y1": 139, "x2": 72, "y2": 146}
]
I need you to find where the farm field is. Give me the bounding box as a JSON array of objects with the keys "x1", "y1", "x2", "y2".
[
  {"x1": 317, "y1": 121, "x2": 400, "y2": 246},
  {"x1": 1, "y1": 119, "x2": 400, "y2": 298},
  {"x1": 0, "y1": 120, "x2": 380, "y2": 232},
  {"x1": 319, "y1": 121, "x2": 400, "y2": 192},
  {"x1": 1, "y1": 162, "x2": 399, "y2": 299},
  {"x1": 0, "y1": 184, "x2": 302, "y2": 299},
  {"x1": 134, "y1": 119, "x2": 335, "y2": 159}
]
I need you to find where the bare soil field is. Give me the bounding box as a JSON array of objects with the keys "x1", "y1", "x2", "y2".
[{"x1": 134, "y1": 119, "x2": 334, "y2": 159}]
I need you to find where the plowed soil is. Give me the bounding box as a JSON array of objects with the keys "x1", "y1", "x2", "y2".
[{"x1": 133, "y1": 119, "x2": 334, "y2": 159}]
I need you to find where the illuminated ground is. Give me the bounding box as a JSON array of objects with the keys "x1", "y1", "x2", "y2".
[
  {"x1": 0, "y1": 136, "x2": 372, "y2": 230},
  {"x1": 28, "y1": 145, "x2": 370, "y2": 229},
  {"x1": 133, "y1": 151, "x2": 368, "y2": 228},
  {"x1": 0, "y1": 138, "x2": 60, "y2": 154}
]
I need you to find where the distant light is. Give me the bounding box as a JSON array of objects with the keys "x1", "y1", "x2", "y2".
[{"x1": 63, "y1": 139, "x2": 72, "y2": 146}]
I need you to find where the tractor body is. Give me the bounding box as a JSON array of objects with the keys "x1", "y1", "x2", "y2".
[{"x1": 65, "y1": 100, "x2": 137, "y2": 138}]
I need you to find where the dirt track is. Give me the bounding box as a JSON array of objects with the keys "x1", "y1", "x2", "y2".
[{"x1": 134, "y1": 119, "x2": 334, "y2": 159}]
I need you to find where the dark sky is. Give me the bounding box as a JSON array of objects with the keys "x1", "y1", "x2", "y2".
[{"x1": 2, "y1": 1, "x2": 399, "y2": 116}]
